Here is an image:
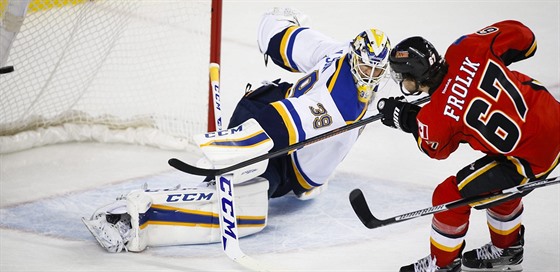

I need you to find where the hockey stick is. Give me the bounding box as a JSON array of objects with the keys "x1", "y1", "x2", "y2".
[
  {"x1": 350, "y1": 175, "x2": 560, "y2": 229},
  {"x1": 210, "y1": 63, "x2": 223, "y2": 130},
  {"x1": 214, "y1": 174, "x2": 273, "y2": 271},
  {"x1": 169, "y1": 95, "x2": 431, "y2": 176},
  {"x1": 208, "y1": 64, "x2": 273, "y2": 271}
]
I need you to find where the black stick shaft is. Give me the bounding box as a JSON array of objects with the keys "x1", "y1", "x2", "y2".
[
  {"x1": 351, "y1": 175, "x2": 559, "y2": 229},
  {"x1": 169, "y1": 95, "x2": 431, "y2": 176}
]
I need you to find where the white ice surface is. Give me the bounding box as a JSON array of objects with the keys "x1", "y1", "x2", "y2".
[{"x1": 1, "y1": 1, "x2": 559, "y2": 271}]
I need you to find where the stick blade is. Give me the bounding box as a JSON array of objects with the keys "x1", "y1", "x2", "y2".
[
  {"x1": 349, "y1": 189, "x2": 384, "y2": 229},
  {"x1": 235, "y1": 255, "x2": 275, "y2": 272},
  {"x1": 349, "y1": 189, "x2": 374, "y2": 227},
  {"x1": 168, "y1": 158, "x2": 218, "y2": 176}
]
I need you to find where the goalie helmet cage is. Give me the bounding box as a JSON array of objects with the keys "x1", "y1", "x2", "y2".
[{"x1": 0, "y1": 0, "x2": 222, "y2": 153}]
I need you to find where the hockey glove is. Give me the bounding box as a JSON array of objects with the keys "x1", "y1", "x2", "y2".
[{"x1": 377, "y1": 96, "x2": 421, "y2": 133}]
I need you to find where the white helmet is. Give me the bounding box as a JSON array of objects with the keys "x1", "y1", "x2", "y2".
[{"x1": 349, "y1": 28, "x2": 391, "y2": 103}]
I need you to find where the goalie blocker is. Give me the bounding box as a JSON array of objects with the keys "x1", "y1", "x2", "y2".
[{"x1": 83, "y1": 119, "x2": 273, "y2": 252}]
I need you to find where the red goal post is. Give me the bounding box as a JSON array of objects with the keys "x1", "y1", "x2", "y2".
[
  {"x1": 0, "y1": 0, "x2": 223, "y2": 153},
  {"x1": 208, "y1": 0, "x2": 222, "y2": 132}
]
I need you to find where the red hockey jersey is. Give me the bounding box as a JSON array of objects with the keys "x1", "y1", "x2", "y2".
[{"x1": 415, "y1": 20, "x2": 560, "y2": 177}]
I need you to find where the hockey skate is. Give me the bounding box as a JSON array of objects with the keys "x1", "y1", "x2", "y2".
[
  {"x1": 462, "y1": 226, "x2": 524, "y2": 272},
  {"x1": 82, "y1": 206, "x2": 133, "y2": 253},
  {"x1": 400, "y1": 255, "x2": 461, "y2": 272}
]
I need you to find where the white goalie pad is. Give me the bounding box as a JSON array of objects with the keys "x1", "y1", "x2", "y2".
[
  {"x1": 194, "y1": 118, "x2": 273, "y2": 184},
  {"x1": 84, "y1": 177, "x2": 269, "y2": 252},
  {"x1": 141, "y1": 178, "x2": 269, "y2": 248}
]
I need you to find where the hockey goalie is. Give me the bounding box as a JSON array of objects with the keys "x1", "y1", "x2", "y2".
[{"x1": 83, "y1": 7, "x2": 391, "y2": 253}]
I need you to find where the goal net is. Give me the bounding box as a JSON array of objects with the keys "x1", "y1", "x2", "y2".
[{"x1": 0, "y1": 0, "x2": 221, "y2": 153}]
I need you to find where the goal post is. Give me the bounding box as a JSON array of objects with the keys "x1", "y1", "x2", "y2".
[
  {"x1": 0, "y1": 0, "x2": 222, "y2": 153},
  {"x1": 208, "y1": 0, "x2": 222, "y2": 132}
]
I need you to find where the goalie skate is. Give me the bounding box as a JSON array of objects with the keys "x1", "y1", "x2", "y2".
[{"x1": 82, "y1": 214, "x2": 132, "y2": 253}]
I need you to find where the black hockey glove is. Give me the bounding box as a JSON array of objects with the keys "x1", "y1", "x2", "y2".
[{"x1": 377, "y1": 96, "x2": 421, "y2": 133}]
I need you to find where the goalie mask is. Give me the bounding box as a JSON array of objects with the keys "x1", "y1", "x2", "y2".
[
  {"x1": 389, "y1": 36, "x2": 445, "y2": 96},
  {"x1": 348, "y1": 28, "x2": 391, "y2": 103}
]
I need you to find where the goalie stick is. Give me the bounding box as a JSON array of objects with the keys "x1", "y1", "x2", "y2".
[
  {"x1": 210, "y1": 63, "x2": 223, "y2": 130},
  {"x1": 214, "y1": 174, "x2": 273, "y2": 271},
  {"x1": 169, "y1": 95, "x2": 431, "y2": 176},
  {"x1": 208, "y1": 64, "x2": 273, "y2": 272},
  {"x1": 350, "y1": 175, "x2": 560, "y2": 229}
]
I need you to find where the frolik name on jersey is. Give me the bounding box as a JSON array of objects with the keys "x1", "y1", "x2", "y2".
[{"x1": 443, "y1": 56, "x2": 480, "y2": 122}]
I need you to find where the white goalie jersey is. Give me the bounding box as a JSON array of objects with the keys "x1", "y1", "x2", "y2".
[{"x1": 257, "y1": 8, "x2": 376, "y2": 191}]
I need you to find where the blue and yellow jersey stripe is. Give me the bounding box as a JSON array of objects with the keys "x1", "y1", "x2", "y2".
[
  {"x1": 139, "y1": 204, "x2": 266, "y2": 229},
  {"x1": 326, "y1": 56, "x2": 368, "y2": 124},
  {"x1": 291, "y1": 153, "x2": 322, "y2": 190},
  {"x1": 326, "y1": 55, "x2": 346, "y2": 93},
  {"x1": 270, "y1": 99, "x2": 305, "y2": 149},
  {"x1": 279, "y1": 26, "x2": 306, "y2": 72},
  {"x1": 267, "y1": 26, "x2": 309, "y2": 72}
]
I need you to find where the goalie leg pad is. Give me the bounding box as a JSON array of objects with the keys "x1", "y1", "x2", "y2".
[{"x1": 132, "y1": 177, "x2": 269, "y2": 248}]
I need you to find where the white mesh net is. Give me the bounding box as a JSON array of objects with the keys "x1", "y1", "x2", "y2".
[{"x1": 0, "y1": 0, "x2": 214, "y2": 153}]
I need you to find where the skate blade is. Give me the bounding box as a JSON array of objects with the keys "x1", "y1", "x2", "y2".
[{"x1": 462, "y1": 264, "x2": 522, "y2": 272}]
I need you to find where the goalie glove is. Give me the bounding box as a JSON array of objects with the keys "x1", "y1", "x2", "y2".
[
  {"x1": 264, "y1": 7, "x2": 309, "y2": 26},
  {"x1": 377, "y1": 96, "x2": 421, "y2": 133},
  {"x1": 257, "y1": 7, "x2": 309, "y2": 55}
]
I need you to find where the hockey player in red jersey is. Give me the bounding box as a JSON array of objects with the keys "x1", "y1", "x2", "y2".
[{"x1": 376, "y1": 20, "x2": 560, "y2": 272}]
